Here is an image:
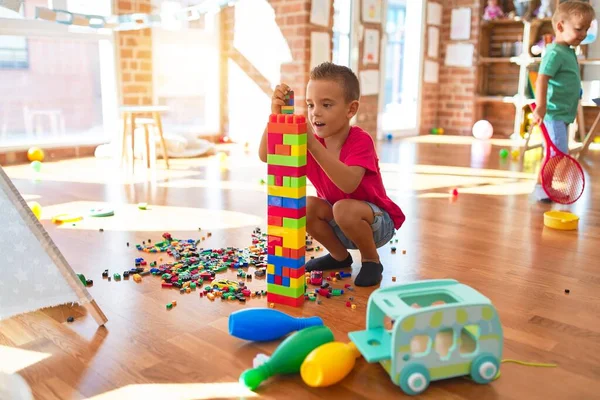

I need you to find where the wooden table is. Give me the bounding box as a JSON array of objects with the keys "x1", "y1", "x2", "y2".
[{"x1": 120, "y1": 105, "x2": 170, "y2": 170}]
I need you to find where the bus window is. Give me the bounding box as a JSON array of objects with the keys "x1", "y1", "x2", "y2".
[
  {"x1": 459, "y1": 325, "x2": 478, "y2": 355},
  {"x1": 410, "y1": 335, "x2": 431, "y2": 357},
  {"x1": 434, "y1": 328, "x2": 455, "y2": 359}
]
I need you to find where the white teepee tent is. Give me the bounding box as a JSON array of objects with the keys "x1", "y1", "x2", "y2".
[{"x1": 0, "y1": 165, "x2": 106, "y2": 326}]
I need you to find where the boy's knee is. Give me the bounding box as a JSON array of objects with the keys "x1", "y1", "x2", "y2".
[
  {"x1": 306, "y1": 196, "x2": 331, "y2": 223},
  {"x1": 332, "y1": 199, "x2": 359, "y2": 227}
]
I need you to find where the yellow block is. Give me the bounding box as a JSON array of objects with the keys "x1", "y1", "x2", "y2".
[
  {"x1": 267, "y1": 264, "x2": 275, "y2": 274},
  {"x1": 275, "y1": 246, "x2": 283, "y2": 256},
  {"x1": 267, "y1": 185, "x2": 306, "y2": 199},
  {"x1": 268, "y1": 225, "x2": 305, "y2": 249},
  {"x1": 290, "y1": 144, "x2": 307, "y2": 156},
  {"x1": 289, "y1": 275, "x2": 305, "y2": 289}
]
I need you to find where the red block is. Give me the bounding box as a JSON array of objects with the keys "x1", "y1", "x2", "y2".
[
  {"x1": 282, "y1": 247, "x2": 290, "y2": 258},
  {"x1": 268, "y1": 215, "x2": 283, "y2": 226},
  {"x1": 268, "y1": 164, "x2": 306, "y2": 177},
  {"x1": 289, "y1": 266, "x2": 305, "y2": 279},
  {"x1": 267, "y1": 292, "x2": 305, "y2": 307},
  {"x1": 275, "y1": 175, "x2": 283, "y2": 186},
  {"x1": 267, "y1": 132, "x2": 283, "y2": 154},
  {"x1": 268, "y1": 206, "x2": 306, "y2": 219},
  {"x1": 283, "y1": 267, "x2": 290, "y2": 277},
  {"x1": 275, "y1": 144, "x2": 291, "y2": 156},
  {"x1": 268, "y1": 244, "x2": 274, "y2": 254},
  {"x1": 274, "y1": 275, "x2": 282, "y2": 285},
  {"x1": 268, "y1": 235, "x2": 283, "y2": 246}
]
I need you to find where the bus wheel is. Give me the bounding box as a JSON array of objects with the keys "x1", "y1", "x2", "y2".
[
  {"x1": 470, "y1": 354, "x2": 499, "y2": 384},
  {"x1": 399, "y1": 364, "x2": 430, "y2": 395}
]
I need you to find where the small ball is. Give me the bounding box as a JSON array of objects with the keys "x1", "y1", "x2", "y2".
[
  {"x1": 27, "y1": 147, "x2": 44, "y2": 162},
  {"x1": 499, "y1": 149, "x2": 509, "y2": 159}
]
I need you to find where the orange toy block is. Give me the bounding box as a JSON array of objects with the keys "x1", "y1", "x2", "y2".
[
  {"x1": 268, "y1": 215, "x2": 283, "y2": 226},
  {"x1": 268, "y1": 114, "x2": 307, "y2": 134},
  {"x1": 283, "y1": 267, "x2": 290, "y2": 277},
  {"x1": 275, "y1": 144, "x2": 291, "y2": 156}
]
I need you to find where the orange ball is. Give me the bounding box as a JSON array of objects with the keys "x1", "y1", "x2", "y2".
[{"x1": 27, "y1": 147, "x2": 44, "y2": 162}]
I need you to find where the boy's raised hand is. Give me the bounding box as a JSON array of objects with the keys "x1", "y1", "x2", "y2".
[{"x1": 271, "y1": 83, "x2": 291, "y2": 114}]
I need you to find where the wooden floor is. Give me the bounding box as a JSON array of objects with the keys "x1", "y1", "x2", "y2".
[{"x1": 1, "y1": 136, "x2": 599, "y2": 400}]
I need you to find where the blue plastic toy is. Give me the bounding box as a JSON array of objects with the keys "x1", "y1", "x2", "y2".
[
  {"x1": 229, "y1": 308, "x2": 323, "y2": 342},
  {"x1": 348, "y1": 279, "x2": 503, "y2": 396}
]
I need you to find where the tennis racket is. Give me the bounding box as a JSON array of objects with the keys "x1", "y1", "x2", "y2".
[{"x1": 530, "y1": 103, "x2": 585, "y2": 204}]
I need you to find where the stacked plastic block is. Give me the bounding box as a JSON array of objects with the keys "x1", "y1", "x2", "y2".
[{"x1": 266, "y1": 91, "x2": 307, "y2": 307}]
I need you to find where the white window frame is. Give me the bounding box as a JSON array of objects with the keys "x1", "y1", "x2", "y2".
[
  {"x1": 377, "y1": 0, "x2": 427, "y2": 139},
  {"x1": 0, "y1": 1, "x2": 118, "y2": 150}
]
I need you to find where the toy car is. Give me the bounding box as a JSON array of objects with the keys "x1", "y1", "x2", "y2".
[
  {"x1": 308, "y1": 270, "x2": 323, "y2": 285},
  {"x1": 349, "y1": 279, "x2": 503, "y2": 396},
  {"x1": 212, "y1": 279, "x2": 239, "y2": 291}
]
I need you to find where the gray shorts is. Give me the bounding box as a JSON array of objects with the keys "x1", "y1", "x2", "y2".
[
  {"x1": 544, "y1": 118, "x2": 569, "y2": 155},
  {"x1": 328, "y1": 201, "x2": 395, "y2": 249}
]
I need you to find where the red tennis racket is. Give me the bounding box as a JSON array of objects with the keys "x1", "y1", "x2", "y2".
[{"x1": 530, "y1": 103, "x2": 585, "y2": 204}]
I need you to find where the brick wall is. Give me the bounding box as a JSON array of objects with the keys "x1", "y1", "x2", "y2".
[
  {"x1": 437, "y1": 0, "x2": 480, "y2": 136},
  {"x1": 420, "y1": 0, "x2": 442, "y2": 134},
  {"x1": 114, "y1": 0, "x2": 153, "y2": 106}
]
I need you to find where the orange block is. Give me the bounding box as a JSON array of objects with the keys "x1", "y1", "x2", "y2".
[
  {"x1": 289, "y1": 246, "x2": 305, "y2": 259},
  {"x1": 282, "y1": 247, "x2": 290, "y2": 258},
  {"x1": 275, "y1": 144, "x2": 291, "y2": 156},
  {"x1": 268, "y1": 215, "x2": 283, "y2": 226},
  {"x1": 283, "y1": 267, "x2": 290, "y2": 277}
]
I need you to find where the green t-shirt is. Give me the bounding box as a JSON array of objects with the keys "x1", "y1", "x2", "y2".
[{"x1": 539, "y1": 43, "x2": 581, "y2": 123}]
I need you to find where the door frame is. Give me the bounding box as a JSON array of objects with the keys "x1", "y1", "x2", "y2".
[{"x1": 377, "y1": 0, "x2": 426, "y2": 139}]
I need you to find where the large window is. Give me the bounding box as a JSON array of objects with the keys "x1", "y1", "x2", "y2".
[
  {"x1": 152, "y1": 0, "x2": 221, "y2": 137},
  {"x1": 381, "y1": 0, "x2": 424, "y2": 135},
  {"x1": 333, "y1": 0, "x2": 353, "y2": 67},
  {"x1": 0, "y1": 0, "x2": 116, "y2": 149}
]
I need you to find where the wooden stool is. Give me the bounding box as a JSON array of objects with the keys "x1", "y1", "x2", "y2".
[{"x1": 120, "y1": 106, "x2": 170, "y2": 171}]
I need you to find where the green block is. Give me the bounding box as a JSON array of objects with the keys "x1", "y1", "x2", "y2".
[
  {"x1": 283, "y1": 133, "x2": 307, "y2": 145},
  {"x1": 290, "y1": 176, "x2": 306, "y2": 188},
  {"x1": 282, "y1": 109, "x2": 294, "y2": 114},
  {"x1": 283, "y1": 176, "x2": 291, "y2": 187},
  {"x1": 267, "y1": 283, "x2": 305, "y2": 298},
  {"x1": 268, "y1": 174, "x2": 275, "y2": 186},
  {"x1": 283, "y1": 216, "x2": 306, "y2": 229},
  {"x1": 267, "y1": 154, "x2": 307, "y2": 167}
]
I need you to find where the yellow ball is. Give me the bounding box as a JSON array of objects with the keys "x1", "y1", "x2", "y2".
[
  {"x1": 27, "y1": 147, "x2": 44, "y2": 162},
  {"x1": 511, "y1": 149, "x2": 520, "y2": 159},
  {"x1": 29, "y1": 201, "x2": 42, "y2": 220}
]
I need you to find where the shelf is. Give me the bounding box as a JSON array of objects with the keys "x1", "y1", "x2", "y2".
[
  {"x1": 475, "y1": 95, "x2": 536, "y2": 107},
  {"x1": 475, "y1": 95, "x2": 517, "y2": 104},
  {"x1": 579, "y1": 58, "x2": 600, "y2": 65},
  {"x1": 479, "y1": 57, "x2": 515, "y2": 64},
  {"x1": 481, "y1": 17, "x2": 552, "y2": 27},
  {"x1": 478, "y1": 56, "x2": 542, "y2": 66}
]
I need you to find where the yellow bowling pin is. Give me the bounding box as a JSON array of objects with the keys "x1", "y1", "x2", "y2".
[{"x1": 300, "y1": 341, "x2": 361, "y2": 387}]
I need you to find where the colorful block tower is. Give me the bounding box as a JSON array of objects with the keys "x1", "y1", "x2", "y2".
[{"x1": 267, "y1": 90, "x2": 307, "y2": 307}]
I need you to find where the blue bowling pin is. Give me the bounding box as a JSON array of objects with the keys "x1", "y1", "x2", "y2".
[{"x1": 229, "y1": 308, "x2": 323, "y2": 342}]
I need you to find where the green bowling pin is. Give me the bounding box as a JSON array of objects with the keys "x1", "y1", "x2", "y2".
[{"x1": 240, "y1": 325, "x2": 334, "y2": 390}]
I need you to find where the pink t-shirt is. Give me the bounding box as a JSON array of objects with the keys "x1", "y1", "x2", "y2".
[{"x1": 307, "y1": 126, "x2": 405, "y2": 230}]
